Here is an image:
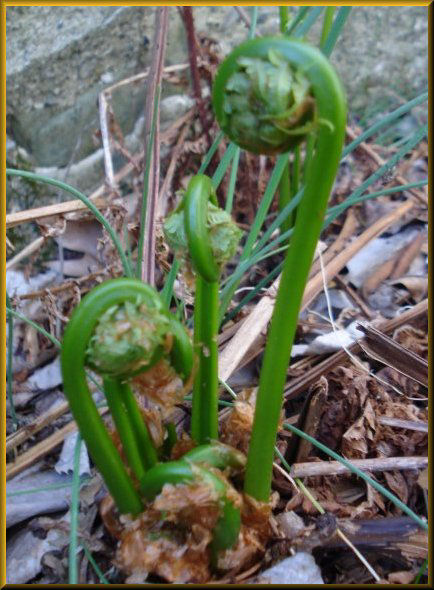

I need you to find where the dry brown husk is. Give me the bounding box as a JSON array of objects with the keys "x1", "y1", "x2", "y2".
[{"x1": 100, "y1": 469, "x2": 273, "y2": 583}]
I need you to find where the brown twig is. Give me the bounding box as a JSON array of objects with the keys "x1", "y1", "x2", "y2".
[
  {"x1": 180, "y1": 7, "x2": 210, "y2": 139},
  {"x1": 234, "y1": 6, "x2": 253, "y2": 30},
  {"x1": 346, "y1": 126, "x2": 428, "y2": 206},
  {"x1": 218, "y1": 199, "x2": 415, "y2": 382},
  {"x1": 140, "y1": 6, "x2": 169, "y2": 285},
  {"x1": 290, "y1": 455, "x2": 428, "y2": 478},
  {"x1": 283, "y1": 298, "x2": 428, "y2": 403},
  {"x1": 6, "y1": 236, "x2": 46, "y2": 270},
  {"x1": 357, "y1": 322, "x2": 428, "y2": 387},
  {"x1": 98, "y1": 91, "x2": 117, "y2": 194},
  {"x1": 157, "y1": 121, "x2": 191, "y2": 219},
  {"x1": 6, "y1": 406, "x2": 109, "y2": 480}
]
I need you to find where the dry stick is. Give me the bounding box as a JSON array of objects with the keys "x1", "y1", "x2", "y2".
[
  {"x1": 234, "y1": 6, "x2": 252, "y2": 29},
  {"x1": 6, "y1": 235, "x2": 15, "y2": 251},
  {"x1": 324, "y1": 516, "x2": 427, "y2": 554},
  {"x1": 218, "y1": 199, "x2": 415, "y2": 382},
  {"x1": 6, "y1": 405, "x2": 109, "y2": 480},
  {"x1": 272, "y1": 462, "x2": 380, "y2": 582},
  {"x1": 15, "y1": 270, "x2": 114, "y2": 301},
  {"x1": 6, "y1": 236, "x2": 46, "y2": 270},
  {"x1": 6, "y1": 111, "x2": 191, "y2": 231},
  {"x1": 180, "y1": 7, "x2": 210, "y2": 139},
  {"x1": 357, "y1": 322, "x2": 428, "y2": 387},
  {"x1": 377, "y1": 416, "x2": 428, "y2": 432},
  {"x1": 217, "y1": 214, "x2": 356, "y2": 379},
  {"x1": 334, "y1": 274, "x2": 375, "y2": 319},
  {"x1": 98, "y1": 91, "x2": 118, "y2": 194},
  {"x1": 157, "y1": 121, "x2": 191, "y2": 219},
  {"x1": 140, "y1": 6, "x2": 169, "y2": 285},
  {"x1": 5, "y1": 66, "x2": 192, "y2": 231},
  {"x1": 284, "y1": 298, "x2": 428, "y2": 403},
  {"x1": 6, "y1": 196, "x2": 108, "y2": 229},
  {"x1": 290, "y1": 456, "x2": 428, "y2": 478},
  {"x1": 6, "y1": 400, "x2": 70, "y2": 453},
  {"x1": 101, "y1": 62, "x2": 190, "y2": 94},
  {"x1": 345, "y1": 126, "x2": 428, "y2": 206}
]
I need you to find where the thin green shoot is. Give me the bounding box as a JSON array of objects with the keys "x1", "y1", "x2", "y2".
[
  {"x1": 5, "y1": 169, "x2": 133, "y2": 278},
  {"x1": 284, "y1": 423, "x2": 428, "y2": 531},
  {"x1": 222, "y1": 263, "x2": 283, "y2": 325},
  {"x1": 326, "y1": 179, "x2": 427, "y2": 222},
  {"x1": 68, "y1": 433, "x2": 83, "y2": 585}
]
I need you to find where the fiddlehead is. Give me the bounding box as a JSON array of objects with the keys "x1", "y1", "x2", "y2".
[
  {"x1": 140, "y1": 442, "x2": 245, "y2": 557},
  {"x1": 163, "y1": 175, "x2": 242, "y2": 444},
  {"x1": 60, "y1": 278, "x2": 194, "y2": 514},
  {"x1": 213, "y1": 37, "x2": 347, "y2": 501},
  {"x1": 212, "y1": 38, "x2": 317, "y2": 156}
]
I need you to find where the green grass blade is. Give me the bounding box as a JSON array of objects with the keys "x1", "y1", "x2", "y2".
[
  {"x1": 160, "y1": 262, "x2": 178, "y2": 307},
  {"x1": 6, "y1": 307, "x2": 60, "y2": 347},
  {"x1": 6, "y1": 478, "x2": 92, "y2": 497},
  {"x1": 284, "y1": 423, "x2": 428, "y2": 531},
  {"x1": 225, "y1": 147, "x2": 240, "y2": 213},
  {"x1": 6, "y1": 292, "x2": 19, "y2": 430},
  {"x1": 221, "y1": 174, "x2": 426, "y2": 322},
  {"x1": 198, "y1": 131, "x2": 224, "y2": 174},
  {"x1": 285, "y1": 7, "x2": 311, "y2": 36},
  {"x1": 68, "y1": 433, "x2": 83, "y2": 584},
  {"x1": 343, "y1": 91, "x2": 428, "y2": 157},
  {"x1": 413, "y1": 558, "x2": 428, "y2": 584},
  {"x1": 320, "y1": 7, "x2": 336, "y2": 48},
  {"x1": 218, "y1": 154, "x2": 287, "y2": 323},
  {"x1": 327, "y1": 179, "x2": 427, "y2": 222},
  {"x1": 211, "y1": 142, "x2": 238, "y2": 189},
  {"x1": 81, "y1": 542, "x2": 110, "y2": 584},
  {"x1": 294, "y1": 6, "x2": 324, "y2": 38},
  {"x1": 6, "y1": 169, "x2": 133, "y2": 278},
  {"x1": 321, "y1": 7, "x2": 352, "y2": 57},
  {"x1": 249, "y1": 6, "x2": 258, "y2": 39},
  {"x1": 279, "y1": 6, "x2": 289, "y2": 34},
  {"x1": 222, "y1": 261, "x2": 283, "y2": 325},
  {"x1": 241, "y1": 154, "x2": 288, "y2": 259}
]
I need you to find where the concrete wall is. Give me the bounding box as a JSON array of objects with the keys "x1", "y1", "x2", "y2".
[{"x1": 6, "y1": 6, "x2": 428, "y2": 192}]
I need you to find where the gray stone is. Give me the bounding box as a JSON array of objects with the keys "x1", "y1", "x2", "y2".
[
  {"x1": 6, "y1": 6, "x2": 428, "y2": 193},
  {"x1": 255, "y1": 552, "x2": 324, "y2": 584}
]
